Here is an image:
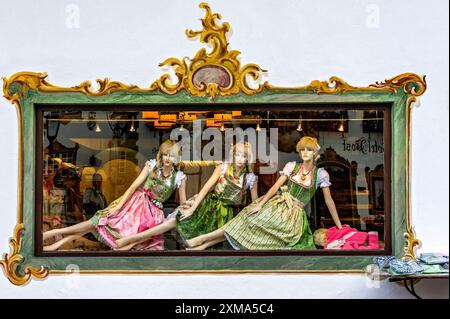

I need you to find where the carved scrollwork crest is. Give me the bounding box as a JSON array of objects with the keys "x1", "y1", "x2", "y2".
[{"x1": 152, "y1": 2, "x2": 266, "y2": 98}]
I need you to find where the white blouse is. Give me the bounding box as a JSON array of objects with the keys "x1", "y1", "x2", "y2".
[
  {"x1": 220, "y1": 163, "x2": 258, "y2": 190},
  {"x1": 145, "y1": 159, "x2": 186, "y2": 189},
  {"x1": 280, "y1": 161, "x2": 331, "y2": 189}
]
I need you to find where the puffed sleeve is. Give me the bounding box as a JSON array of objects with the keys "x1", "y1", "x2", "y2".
[
  {"x1": 220, "y1": 162, "x2": 228, "y2": 175},
  {"x1": 245, "y1": 173, "x2": 258, "y2": 190},
  {"x1": 145, "y1": 159, "x2": 157, "y2": 173},
  {"x1": 175, "y1": 171, "x2": 187, "y2": 189},
  {"x1": 279, "y1": 161, "x2": 296, "y2": 177},
  {"x1": 317, "y1": 168, "x2": 332, "y2": 188}
]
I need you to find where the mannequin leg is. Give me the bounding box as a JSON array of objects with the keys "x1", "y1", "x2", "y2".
[
  {"x1": 186, "y1": 236, "x2": 226, "y2": 250},
  {"x1": 186, "y1": 229, "x2": 225, "y2": 248},
  {"x1": 115, "y1": 219, "x2": 176, "y2": 249},
  {"x1": 43, "y1": 232, "x2": 89, "y2": 251},
  {"x1": 43, "y1": 221, "x2": 95, "y2": 241}
]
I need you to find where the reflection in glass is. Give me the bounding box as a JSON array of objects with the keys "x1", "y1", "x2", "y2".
[{"x1": 41, "y1": 108, "x2": 386, "y2": 252}]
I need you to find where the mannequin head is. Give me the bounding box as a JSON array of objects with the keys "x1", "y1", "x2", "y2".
[
  {"x1": 313, "y1": 228, "x2": 328, "y2": 247},
  {"x1": 296, "y1": 136, "x2": 321, "y2": 163},
  {"x1": 155, "y1": 139, "x2": 181, "y2": 172},
  {"x1": 229, "y1": 142, "x2": 253, "y2": 171}
]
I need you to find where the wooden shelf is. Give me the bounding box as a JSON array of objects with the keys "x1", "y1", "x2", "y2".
[{"x1": 336, "y1": 203, "x2": 372, "y2": 210}]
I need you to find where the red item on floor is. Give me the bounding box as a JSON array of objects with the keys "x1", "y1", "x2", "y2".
[
  {"x1": 358, "y1": 231, "x2": 379, "y2": 250},
  {"x1": 325, "y1": 225, "x2": 379, "y2": 250}
]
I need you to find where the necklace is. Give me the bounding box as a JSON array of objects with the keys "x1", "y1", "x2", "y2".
[
  {"x1": 300, "y1": 163, "x2": 314, "y2": 181},
  {"x1": 231, "y1": 163, "x2": 246, "y2": 180},
  {"x1": 160, "y1": 167, "x2": 173, "y2": 180}
]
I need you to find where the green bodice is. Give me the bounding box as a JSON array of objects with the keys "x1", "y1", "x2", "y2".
[
  {"x1": 286, "y1": 163, "x2": 318, "y2": 206},
  {"x1": 213, "y1": 165, "x2": 248, "y2": 206},
  {"x1": 142, "y1": 170, "x2": 177, "y2": 203}
]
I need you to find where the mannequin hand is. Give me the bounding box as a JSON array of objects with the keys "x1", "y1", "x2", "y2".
[
  {"x1": 179, "y1": 202, "x2": 191, "y2": 210},
  {"x1": 180, "y1": 197, "x2": 196, "y2": 210},
  {"x1": 179, "y1": 207, "x2": 195, "y2": 221},
  {"x1": 105, "y1": 205, "x2": 121, "y2": 217},
  {"x1": 247, "y1": 202, "x2": 263, "y2": 216}
]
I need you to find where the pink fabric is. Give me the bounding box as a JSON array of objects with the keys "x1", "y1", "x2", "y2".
[
  {"x1": 357, "y1": 231, "x2": 380, "y2": 250},
  {"x1": 96, "y1": 188, "x2": 165, "y2": 250},
  {"x1": 325, "y1": 225, "x2": 379, "y2": 250},
  {"x1": 326, "y1": 225, "x2": 355, "y2": 245},
  {"x1": 342, "y1": 231, "x2": 368, "y2": 249}
]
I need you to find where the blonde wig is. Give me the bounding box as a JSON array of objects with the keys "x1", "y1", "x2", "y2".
[
  {"x1": 151, "y1": 139, "x2": 182, "y2": 177},
  {"x1": 228, "y1": 142, "x2": 254, "y2": 173},
  {"x1": 296, "y1": 136, "x2": 321, "y2": 162}
]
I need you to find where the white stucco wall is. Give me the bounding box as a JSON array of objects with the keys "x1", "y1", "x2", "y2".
[{"x1": 0, "y1": 0, "x2": 448, "y2": 298}]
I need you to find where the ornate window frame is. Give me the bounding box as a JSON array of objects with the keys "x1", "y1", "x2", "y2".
[{"x1": 0, "y1": 2, "x2": 426, "y2": 285}]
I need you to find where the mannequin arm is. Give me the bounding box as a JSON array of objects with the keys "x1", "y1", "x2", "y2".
[
  {"x1": 112, "y1": 166, "x2": 150, "y2": 210},
  {"x1": 250, "y1": 181, "x2": 259, "y2": 202},
  {"x1": 178, "y1": 178, "x2": 187, "y2": 204},
  {"x1": 184, "y1": 164, "x2": 222, "y2": 212},
  {"x1": 322, "y1": 186, "x2": 342, "y2": 229}
]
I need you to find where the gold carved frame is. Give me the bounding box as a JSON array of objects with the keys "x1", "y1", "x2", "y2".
[{"x1": 1, "y1": 2, "x2": 426, "y2": 285}]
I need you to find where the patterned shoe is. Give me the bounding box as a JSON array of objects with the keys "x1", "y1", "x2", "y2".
[
  {"x1": 373, "y1": 256, "x2": 395, "y2": 269},
  {"x1": 389, "y1": 258, "x2": 424, "y2": 274}
]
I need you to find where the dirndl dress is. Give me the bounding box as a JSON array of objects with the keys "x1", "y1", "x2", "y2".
[
  {"x1": 223, "y1": 162, "x2": 331, "y2": 250},
  {"x1": 90, "y1": 159, "x2": 186, "y2": 250},
  {"x1": 173, "y1": 163, "x2": 257, "y2": 241}
]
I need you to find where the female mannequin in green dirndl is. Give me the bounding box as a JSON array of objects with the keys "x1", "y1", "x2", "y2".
[
  {"x1": 186, "y1": 136, "x2": 343, "y2": 250},
  {"x1": 115, "y1": 142, "x2": 258, "y2": 250}
]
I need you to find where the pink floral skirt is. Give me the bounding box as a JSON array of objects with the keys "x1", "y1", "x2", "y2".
[{"x1": 91, "y1": 188, "x2": 165, "y2": 250}]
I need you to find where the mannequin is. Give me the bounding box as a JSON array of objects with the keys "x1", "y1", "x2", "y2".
[
  {"x1": 116, "y1": 142, "x2": 258, "y2": 250},
  {"x1": 186, "y1": 136, "x2": 342, "y2": 250},
  {"x1": 42, "y1": 139, "x2": 187, "y2": 251}
]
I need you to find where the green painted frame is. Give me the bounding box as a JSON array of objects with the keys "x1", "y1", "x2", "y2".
[{"x1": 0, "y1": 77, "x2": 426, "y2": 285}]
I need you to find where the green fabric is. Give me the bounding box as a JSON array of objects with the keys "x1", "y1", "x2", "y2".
[
  {"x1": 214, "y1": 164, "x2": 249, "y2": 205},
  {"x1": 421, "y1": 264, "x2": 449, "y2": 274},
  {"x1": 176, "y1": 192, "x2": 234, "y2": 240},
  {"x1": 290, "y1": 208, "x2": 315, "y2": 249},
  {"x1": 287, "y1": 163, "x2": 318, "y2": 205},
  {"x1": 89, "y1": 197, "x2": 121, "y2": 227},
  {"x1": 222, "y1": 164, "x2": 318, "y2": 250},
  {"x1": 176, "y1": 165, "x2": 247, "y2": 240},
  {"x1": 142, "y1": 169, "x2": 178, "y2": 203},
  {"x1": 288, "y1": 164, "x2": 317, "y2": 249},
  {"x1": 16, "y1": 87, "x2": 411, "y2": 272},
  {"x1": 223, "y1": 193, "x2": 316, "y2": 250}
]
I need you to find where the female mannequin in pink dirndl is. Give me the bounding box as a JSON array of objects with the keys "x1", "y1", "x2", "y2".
[{"x1": 42, "y1": 139, "x2": 187, "y2": 251}]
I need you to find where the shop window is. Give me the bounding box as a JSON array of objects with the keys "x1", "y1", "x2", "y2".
[{"x1": 37, "y1": 105, "x2": 390, "y2": 255}]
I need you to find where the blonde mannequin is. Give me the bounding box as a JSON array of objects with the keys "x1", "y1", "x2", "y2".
[{"x1": 187, "y1": 136, "x2": 342, "y2": 250}]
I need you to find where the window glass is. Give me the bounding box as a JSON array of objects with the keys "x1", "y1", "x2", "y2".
[{"x1": 40, "y1": 107, "x2": 387, "y2": 253}]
